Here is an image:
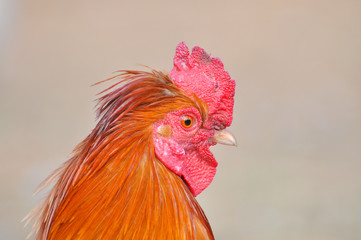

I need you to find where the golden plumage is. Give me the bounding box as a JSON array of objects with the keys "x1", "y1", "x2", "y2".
[{"x1": 29, "y1": 70, "x2": 214, "y2": 239}]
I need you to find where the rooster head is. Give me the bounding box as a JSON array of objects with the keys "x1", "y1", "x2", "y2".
[{"x1": 153, "y1": 42, "x2": 236, "y2": 196}]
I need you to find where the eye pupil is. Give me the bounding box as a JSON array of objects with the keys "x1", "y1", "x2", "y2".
[{"x1": 184, "y1": 119, "x2": 192, "y2": 126}]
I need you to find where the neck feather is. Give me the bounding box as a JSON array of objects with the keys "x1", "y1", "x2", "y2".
[
  {"x1": 34, "y1": 132, "x2": 214, "y2": 239},
  {"x1": 30, "y1": 70, "x2": 214, "y2": 240}
]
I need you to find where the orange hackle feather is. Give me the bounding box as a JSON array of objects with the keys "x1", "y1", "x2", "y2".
[{"x1": 29, "y1": 70, "x2": 214, "y2": 239}]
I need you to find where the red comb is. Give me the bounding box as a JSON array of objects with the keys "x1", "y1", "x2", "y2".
[{"x1": 170, "y1": 42, "x2": 235, "y2": 128}]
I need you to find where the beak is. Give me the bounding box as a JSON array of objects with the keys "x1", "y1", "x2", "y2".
[{"x1": 211, "y1": 129, "x2": 237, "y2": 146}]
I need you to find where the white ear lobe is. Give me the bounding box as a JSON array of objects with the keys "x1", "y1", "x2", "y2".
[{"x1": 153, "y1": 136, "x2": 185, "y2": 175}]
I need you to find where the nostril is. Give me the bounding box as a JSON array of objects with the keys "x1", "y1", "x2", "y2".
[{"x1": 214, "y1": 125, "x2": 221, "y2": 131}]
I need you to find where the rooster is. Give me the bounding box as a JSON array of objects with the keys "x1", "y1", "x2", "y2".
[{"x1": 27, "y1": 42, "x2": 236, "y2": 240}]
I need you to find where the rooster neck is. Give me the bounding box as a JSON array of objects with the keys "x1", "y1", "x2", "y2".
[
  {"x1": 31, "y1": 70, "x2": 216, "y2": 239},
  {"x1": 36, "y1": 136, "x2": 214, "y2": 240}
]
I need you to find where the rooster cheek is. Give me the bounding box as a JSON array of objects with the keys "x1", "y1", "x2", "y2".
[{"x1": 153, "y1": 135, "x2": 186, "y2": 176}]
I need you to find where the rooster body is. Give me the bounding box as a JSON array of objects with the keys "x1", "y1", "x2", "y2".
[{"x1": 29, "y1": 43, "x2": 236, "y2": 240}]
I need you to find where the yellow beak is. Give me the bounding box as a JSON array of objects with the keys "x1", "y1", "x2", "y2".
[{"x1": 211, "y1": 129, "x2": 237, "y2": 146}]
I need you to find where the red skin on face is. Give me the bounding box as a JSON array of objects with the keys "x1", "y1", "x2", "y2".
[
  {"x1": 152, "y1": 42, "x2": 235, "y2": 196},
  {"x1": 153, "y1": 107, "x2": 217, "y2": 196}
]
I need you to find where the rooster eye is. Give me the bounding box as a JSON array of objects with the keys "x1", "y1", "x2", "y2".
[{"x1": 181, "y1": 115, "x2": 194, "y2": 128}]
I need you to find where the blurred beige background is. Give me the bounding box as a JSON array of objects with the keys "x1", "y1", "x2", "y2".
[{"x1": 1, "y1": 0, "x2": 361, "y2": 239}]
